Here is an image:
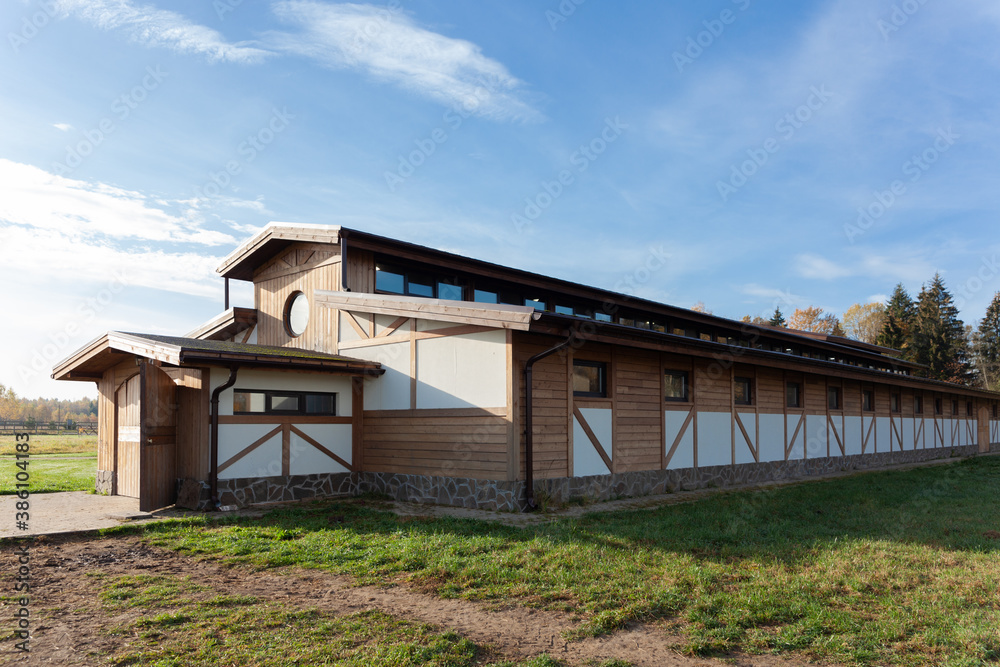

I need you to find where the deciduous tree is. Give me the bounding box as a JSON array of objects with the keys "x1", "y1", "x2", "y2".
[
  {"x1": 842, "y1": 302, "x2": 887, "y2": 344},
  {"x1": 788, "y1": 307, "x2": 843, "y2": 335},
  {"x1": 0, "y1": 385, "x2": 17, "y2": 421}
]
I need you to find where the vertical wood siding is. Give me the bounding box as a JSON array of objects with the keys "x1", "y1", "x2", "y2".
[
  {"x1": 254, "y1": 243, "x2": 342, "y2": 352},
  {"x1": 116, "y1": 373, "x2": 141, "y2": 498}
]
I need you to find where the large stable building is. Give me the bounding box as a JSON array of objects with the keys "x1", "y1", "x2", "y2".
[{"x1": 55, "y1": 224, "x2": 1000, "y2": 511}]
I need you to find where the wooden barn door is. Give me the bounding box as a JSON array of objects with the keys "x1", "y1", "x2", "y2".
[
  {"x1": 978, "y1": 405, "x2": 991, "y2": 453},
  {"x1": 115, "y1": 374, "x2": 142, "y2": 498},
  {"x1": 139, "y1": 362, "x2": 178, "y2": 511}
]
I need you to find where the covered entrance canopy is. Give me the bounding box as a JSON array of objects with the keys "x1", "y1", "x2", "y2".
[{"x1": 53, "y1": 333, "x2": 382, "y2": 511}]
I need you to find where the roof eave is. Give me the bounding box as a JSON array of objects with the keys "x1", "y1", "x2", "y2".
[{"x1": 217, "y1": 224, "x2": 342, "y2": 281}]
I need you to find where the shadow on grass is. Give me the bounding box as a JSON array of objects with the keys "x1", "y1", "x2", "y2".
[
  {"x1": 100, "y1": 456, "x2": 1000, "y2": 664},
  {"x1": 124, "y1": 455, "x2": 1000, "y2": 568}
]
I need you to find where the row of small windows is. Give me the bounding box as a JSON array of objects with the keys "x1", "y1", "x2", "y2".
[
  {"x1": 233, "y1": 389, "x2": 338, "y2": 416},
  {"x1": 376, "y1": 263, "x2": 908, "y2": 376},
  {"x1": 574, "y1": 362, "x2": 986, "y2": 416}
]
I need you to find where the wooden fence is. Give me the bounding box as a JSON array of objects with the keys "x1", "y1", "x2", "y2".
[{"x1": 0, "y1": 420, "x2": 98, "y2": 436}]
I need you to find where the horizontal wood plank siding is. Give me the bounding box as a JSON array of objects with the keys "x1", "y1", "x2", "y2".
[
  {"x1": 615, "y1": 349, "x2": 662, "y2": 473},
  {"x1": 362, "y1": 409, "x2": 510, "y2": 479},
  {"x1": 513, "y1": 334, "x2": 571, "y2": 480}
]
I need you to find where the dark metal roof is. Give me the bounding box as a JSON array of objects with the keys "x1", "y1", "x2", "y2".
[
  {"x1": 53, "y1": 331, "x2": 382, "y2": 382},
  {"x1": 532, "y1": 314, "x2": 1000, "y2": 398}
]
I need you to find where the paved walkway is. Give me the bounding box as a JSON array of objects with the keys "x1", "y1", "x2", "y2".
[{"x1": 0, "y1": 492, "x2": 186, "y2": 539}]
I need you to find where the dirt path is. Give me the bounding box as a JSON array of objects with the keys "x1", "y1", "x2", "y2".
[{"x1": 1, "y1": 534, "x2": 823, "y2": 666}]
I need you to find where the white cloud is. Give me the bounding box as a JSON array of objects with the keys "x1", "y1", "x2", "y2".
[
  {"x1": 53, "y1": 123, "x2": 74, "y2": 132},
  {"x1": 0, "y1": 159, "x2": 234, "y2": 246},
  {"x1": 268, "y1": 1, "x2": 540, "y2": 122},
  {"x1": 0, "y1": 160, "x2": 236, "y2": 303},
  {"x1": 53, "y1": 0, "x2": 271, "y2": 63},
  {"x1": 740, "y1": 283, "x2": 806, "y2": 306},
  {"x1": 0, "y1": 224, "x2": 222, "y2": 298},
  {"x1": 794, "y1": 251, "x2": 936, "y2": 284},
  {"x1": 794, "y1": 253, "x2": 855, "y2": 280}
]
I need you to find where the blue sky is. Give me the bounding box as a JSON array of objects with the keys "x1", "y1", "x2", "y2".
[{"x1": 3, "y1": 0, "x2": 1000, "y2": 400}]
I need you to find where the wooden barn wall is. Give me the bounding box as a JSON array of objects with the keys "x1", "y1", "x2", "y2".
[
  {"x1": 162, "y1": 367, "x2": 210, "y2": 481},
  {"x1": 343, "y1": 248, "x2": 376, "y2": 294},
  {"x1": 115, "y1": 371, "x2": 142, "y2": 499},
  {"x1": 362, "y1": 407, "x2": 509, "y2": 479},
  {"x1": 511, "y1": 333, "x2": 997, "y2": 483},
  {"x1": 253, "y1": 242, "x2": 341, "y2": 353},
  {"x1": 613, "y1": 348, "x2": 662, "y2": 473},
  {"x1": 513, "y1": 334, "x2": 573, "y2": 480},
  {"x1": 97, "y1": 359, "x2": 142, "y2": 473}
]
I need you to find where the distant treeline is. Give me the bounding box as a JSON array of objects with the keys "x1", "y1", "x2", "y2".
[{"x1": 0, "y1": 384, "x2": 97, "y2": 425}]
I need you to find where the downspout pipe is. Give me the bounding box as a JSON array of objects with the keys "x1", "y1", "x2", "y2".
[
  {"x1": 523, "y1": 334, "x2": 573, "y2": 511},
  {"x1": 209, "y1": 365, "x2": 240, "y2": 509}
]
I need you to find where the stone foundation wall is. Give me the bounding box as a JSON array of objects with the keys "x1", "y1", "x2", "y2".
[
  {"x1": 95, "y1": 470, "x2": 114, "y2": 495},
  {"x1": 177, "y1": 473, "x2": 358, "y2": 510},
  {"x1": 535, "y1": 445, "x2": 983, "y2": 507},
  {"x1": 358, "y1": 473, "x2": 525, "y2": 512},
  {"x1": 175, "y1": 444, "x2": 993, "y2": 512}
]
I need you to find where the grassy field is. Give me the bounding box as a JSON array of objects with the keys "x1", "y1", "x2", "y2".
[
  {"x1": 0, "y1": 434, "x2": 97, "y2": 494},
  {"x1": 0, "y1": 433, "x2": 97, "y2": 456},
  {"x1": 126, "y1": 456, "x2": 1000, "y2": 667},
  {"x1": 93, "y1": 573, "x2": 607, "y2": 667}
]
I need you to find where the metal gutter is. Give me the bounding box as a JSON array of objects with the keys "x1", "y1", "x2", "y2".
[{"x1": 209, "y1": 366, "x2": 240, "y2": 509}]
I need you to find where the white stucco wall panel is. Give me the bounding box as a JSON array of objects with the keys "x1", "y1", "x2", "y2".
[
  {"x1": 698, "y1": 412, "x2": 732, "y2": 468},
  {"x1": 876, "y1": 417, "x2": 891, "y2": 453},
  {"x1": 805, "y1": 415, "x2": 827, "y2": 459},
  {"x1": 289, "y1": 424, "x2": 352, "y2": 476},
  {"x1": 665, "y1": 410, "x2": 694, "y2": 470},
  {"x1": 573, "y1": 408, "x2": 612, "y2": 477},
  {"x1": 901, "y1": 418, "x2": 914, "y2": 451},
  {"x1": 735, "y1": 412, "x2": 757, "y2": 465},
  {"x1": 786, "y1": 415, "x2": 804, "y2": 461},
  {"x1": 844, "y1": 416, "x2": 863, "y2": 456},
  {"x1": 416, "y1": 329, "x2": 506, "y2": 410},
  {"x1": 758, "y1": 413, "x2": 785, "y2": 463},
  {"x1": 347, "y1": 342, "x2": 411, "y2": 411},
  {"x1": 218, "y1": 424, "x2": 282, "y2": 480}
]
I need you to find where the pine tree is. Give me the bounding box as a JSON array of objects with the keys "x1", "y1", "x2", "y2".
[
  {"x1": 975, "y1": 291, "x2": 1000, "y2": 390},
  {"x1": 910, "y1": 274, "x2": 974, "y2": 384},
  {"x1": 768, "y1": 307, "x2": 786, "y2": 327},
  {"x1": 877, "y1": 283, "x2": 915, "y2": 356}
]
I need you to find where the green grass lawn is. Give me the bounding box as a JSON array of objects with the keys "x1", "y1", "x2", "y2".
[
  {"x1": 0, "y1": 433, "x2": 97, "y2": 456},
  {"x1": 92, "y1": 572, "x2": 603, "y2": 667},
  {"x1": 0, "y1": 434, "x2": 97, "y2": 494},
  {"x1": 126, "y1": 456, "x2": 1000, "y2": 667},
  {"x1": 0, "y1": 455, "x2": 96, "y2": 494}
]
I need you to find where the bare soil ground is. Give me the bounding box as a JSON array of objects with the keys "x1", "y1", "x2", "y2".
[{"x1": 0, "y1": 534, "x2": 831, "y2": 667}]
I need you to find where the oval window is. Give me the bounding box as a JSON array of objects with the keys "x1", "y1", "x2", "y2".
[{"x1": 285, "y1": 292, "x2": 309, "y2": 337}]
